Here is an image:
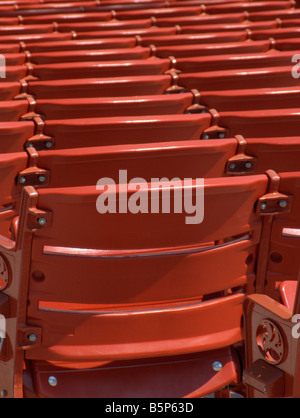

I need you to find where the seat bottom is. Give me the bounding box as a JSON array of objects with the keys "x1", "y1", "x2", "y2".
[{"x1": 24, "y1": 347, "x2": 238, "y2": 398}]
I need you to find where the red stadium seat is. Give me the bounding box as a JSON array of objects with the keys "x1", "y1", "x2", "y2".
[
  {"x1": 0, "y1": 174, "x2": 268, "y2": 396},
  {"x1": 25, "y1": 75, "x2": 174, "y2": 99}
]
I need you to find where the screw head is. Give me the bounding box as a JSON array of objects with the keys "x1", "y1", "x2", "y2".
[
  {"x1": 245, "y1": 162, "x2": 252, "y2": 169},
  {"x1": 38, "y1": 175, "x2": 46, "y2": 183},
  {"x1": 38, "y1": 217, "x2": 47, "y2": 226},
  {"x1": 279, "y1": 200, "x2": 287, "y2": 208},
  {"x1": 202, "y1": 134, "x2": 210, "y2": 139},
  {"x1": 212, "y1": 361, "x2": 223, "y2": 372},
  {"x1": 218, "y1": 132, "x2": 225, "y2": 139},
  {"x1": 19, "y1": 176, "x2": 26, "y2": 184},
  {"x1": 260, "y1": 202, "x2": 267, "y2": 210},
  {"x1": 48, "y1": 376, "x2": 57, "y2": 387},
  {"x1": 45, "y1": 141, "x2": 52, "y2": 149},
  {"x1": 229, "y1": 162, "x2": 236, "y2": 170},
  {"x1": 28, "y1": 334, "x2": 37, "y2": 342}
]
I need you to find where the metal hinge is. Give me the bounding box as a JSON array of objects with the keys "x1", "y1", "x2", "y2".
[
  {"x1": 201, "y1": 109, "x2": 229, "y2": 139},
  {"x1": 17, "y1": 147, "x2": 50, "y2": 188},
  {"x1": 24, "y1": 116, "x2": 55, "y2": 150},
  {"x1": 164, "y1": 69, "x2": 186, "y2": 94},
  {"x1": 226, "y1": 135, "x2": 257, "y2": 175},
  {"x1": 256, "y1": 170, "x2": 293, "y2": 215},
  {"x1": 185, "y1": 89, "x2": 209, "y2": 114}
]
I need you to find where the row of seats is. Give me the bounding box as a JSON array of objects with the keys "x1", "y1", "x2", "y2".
[{"x1": 0, "y1": 0, "x2": 300, "y2": 399}]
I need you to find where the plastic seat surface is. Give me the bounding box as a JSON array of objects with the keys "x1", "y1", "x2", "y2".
[
  {"x1": 30, "y1": 58, "x2": 171, "y2": 80},
  {"x1": 199, "y1": 87, "x2": 300, "y2": 111},
  {"x1": 155, "y1": 12, "x2": 249, "y2": 26},
  {"x1": 0, "y1": 81, "x2": 21, "y2": 101},
  {"x1": 219, "y1": 108, "x2": 300, "y2": 137},
  {"x1": 15, "y1": 174, "x2": 267, "y2": 363},
  {"x1": 176, "y1": 51, "x2": 297, "y2": 73},
  {"x1": 0, "y1": 121, "x2": 35, "y2": 153},
  {"x1": 156, "y1": 39, "x2": 272, "y2": 58},
  {"x1": 0, "y1": 100, "x2": 28, "y2": 121},
  {"x1": 140, "y1": 31, "x2": 248, "y2": 46},
  {"x1": 0, "y1": 24, "x2": 55, "y2": 35},
  {"x1": 157, "y1": 11, "x2": 281, "y2": 25},
  {"x1": 20, "y1": 12, "x2": 113, "y2": 23},
  {"x1": 41, "y1": 114, "x2": 212, "y2": 149},
  {"x1": 178, "y1": 20, "x2": 279, "y2": 33},
  {"x1": 73, "y1": 26, "x2": 178, "y2": 39},
  {"x1": 204, "y1": 1, "x2": 294, "y2": 14},
  {"x1": 34, "y1": 93, "x2": 195, "y2": 118},
  {"x1": 28, "y1": 47, "x2": 152, "y2": 64},
  {"x1": 57, "y1": 18, "x2": 153, "y2": 32},
  {"x1": 23, "y1": 37, "x2": 138, "y2": 52},
  {"x1": 179, "y1": 66, "x2": 299, "y2": 91},
  {"x1": 26, "y1": 75, "x2": 172, "y2": 99},
  {"x1": 0, "y1": 32, "x2": 72, "y2": 43}
]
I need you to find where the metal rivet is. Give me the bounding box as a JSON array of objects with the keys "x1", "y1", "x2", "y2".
[
  {"x1": 245, "y1": 162, "x2": 252, "y2": 169},
  {"x1": 28, "y1": 334, "x2": 37, "y2": 342},
  {"x1": 0, "y1": 390, "x2": 7, "y2": 397},
  {"x1": 212, "y1": 361, "x2": 223, "y2": 372},
  {"x1": 45, "y1": 141, "x2": 52, "y2": 149},
  {"x1": 229, "y1": 162, "x2": 236, "y2": 170},
  {"x1": 279, "y1": 200, "x2": 287, "y2": 208},
  {"x1": 48, "y1": 376, "x2": 57, "y2": 387},
  {"x1": 38, "y1": 175, "x2": 46, "y2": 183},
  {"x1": 38, "y1": 218, "x2": 47, "y2": 226},
  {"x1": 19, "y1": 177, "x2": 26, "y2": 184},
  {"x1": 260, "y1": 202, "x2": 267, "y2": 210}
]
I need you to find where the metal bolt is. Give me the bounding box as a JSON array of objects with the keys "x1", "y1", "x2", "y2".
[
  {"x1": 45, "y1": 141, "x2": 52, "y2": 149},
  {"x1": 229, "y1": 162, "x2": 236, "y2": 170},
  {"x1": 245, "y1": 162, "x2": 252, "y2": 169},
  {"x1": 48, "y1": 376, "x2": 57, "y2": 387},
  {"x1": 279, "y1": 200, "x2": 287, "y2": 208},
  {"x1": 38, "y1": 175, "x2": 46, "y2": 183},
  {"x1": 38, "y1": 217, "x2": 47, "y2": 226},
  {"x1": 0, "y1": 390, "x2": 7, "y2": 397},
  {"x1": 212, "y1": 361, "x2": 223, "y2": 372},
  {"x1": 19, "y1": 176, "x2": 26, "y2": 184},
  {"x1": 218, "y1": 132, "x2": 225, "y2": 139},
  {"x1": 27, "y1": 142, "x2": 33, "y2": 148},
  {"x1": 28, "y1": 334, "x2": 37, "y2": 342},
  {"x1": 202, "y1": 134, "x2": 209, "y2": 139},
  {"x1": 260, "y1": 202, "x2": 267, "y2": 210}
]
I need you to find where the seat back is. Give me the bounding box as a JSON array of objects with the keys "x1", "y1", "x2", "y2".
[
  {"x1": 39, "y1": 114, "x2": 212, "y2": 149},
  {"x1": 9, "y1": 173, "x2": 267, "y2": 365},
  {"x1": 26, "y1": 75, "x2": 173, "y2": 99}
]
